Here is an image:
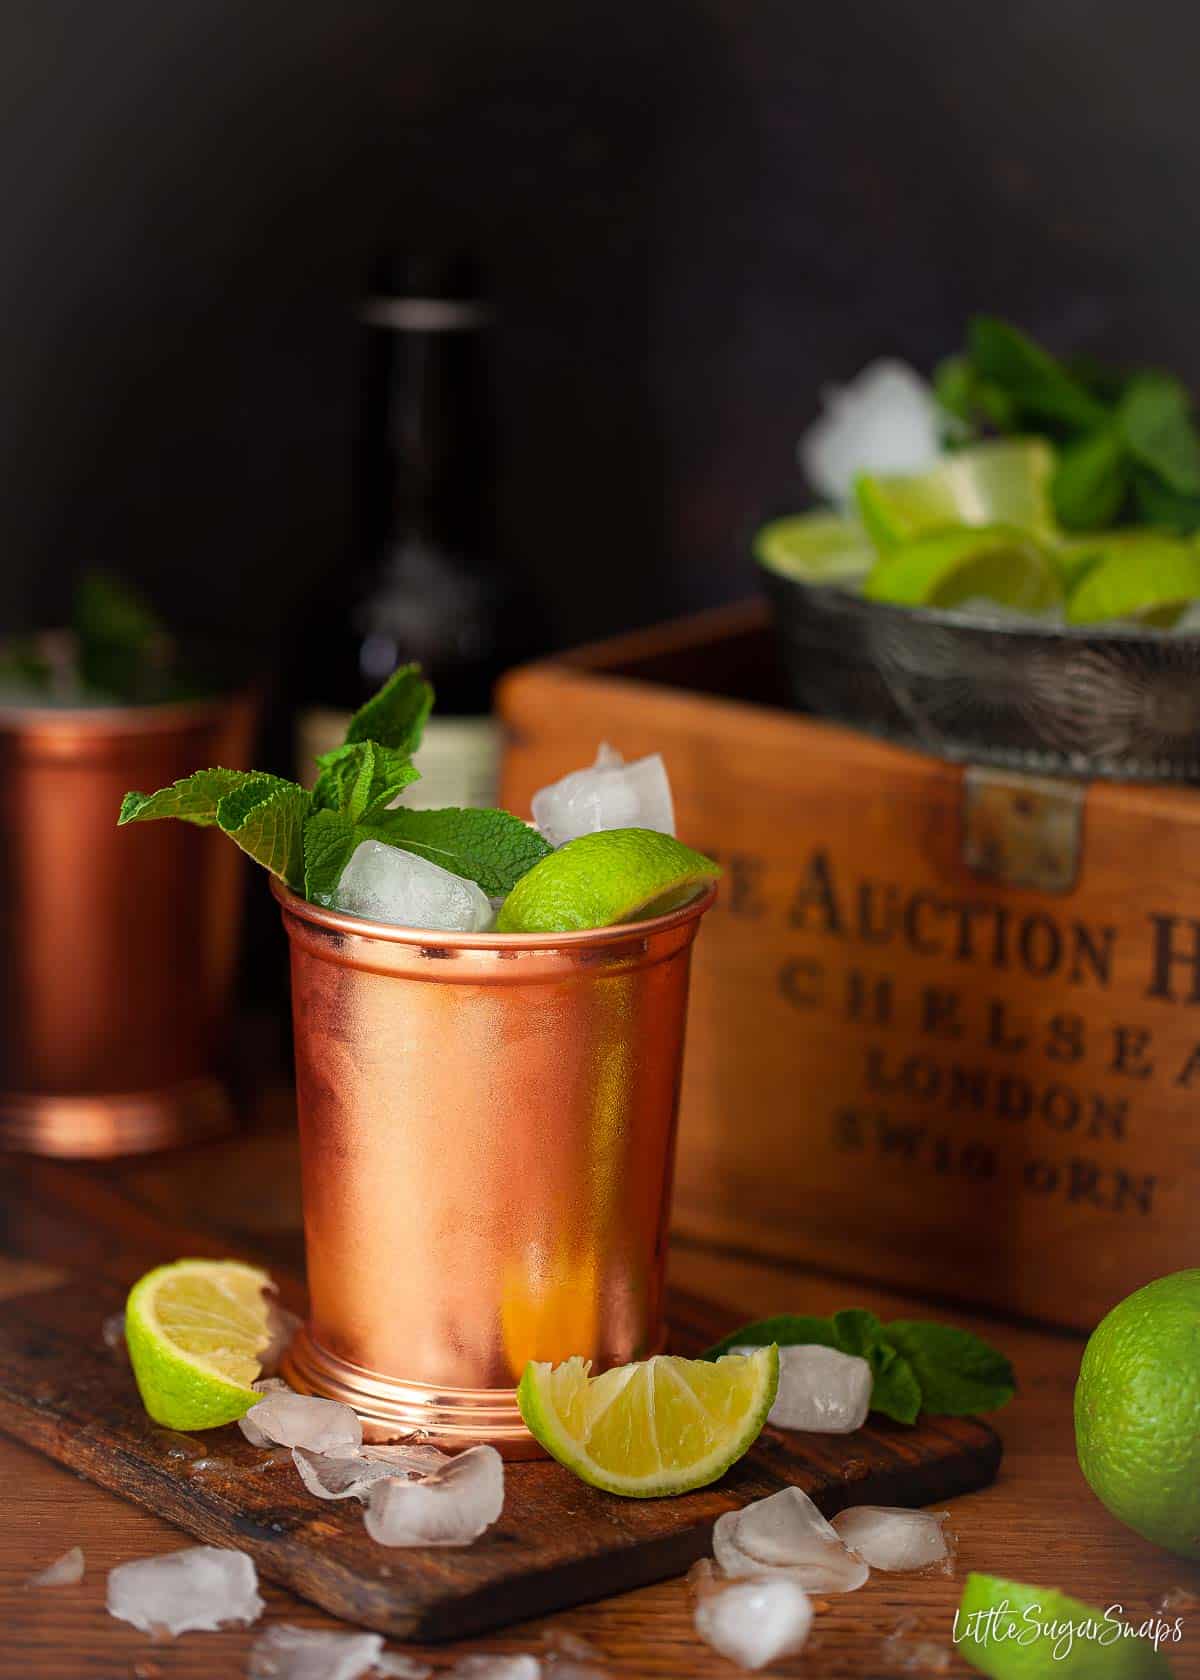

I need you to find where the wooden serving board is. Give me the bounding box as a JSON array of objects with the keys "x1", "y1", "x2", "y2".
[{"x1": 0, "y1": 1155, "x2": 1001, "y2": 1643}]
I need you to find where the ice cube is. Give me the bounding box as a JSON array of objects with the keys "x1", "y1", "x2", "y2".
[
  {"x1": 372, "y1": 1655, "x2": 434, "y2": 1679},
  {"x1": 531, "y1": 746, "x2": 675, "y2": 847},
  {"x1": 246, "y1": 1624, "x2": 384, "y2": 1680},
  {"x1": 694, "y1": 1576, "x2": 813, "y2": 1671},
  {"x1": 364, "y1": 1444, "x2": 504, "y2": 1547},
  {"x1": 239, "y1": 1390, "x2": 362, "y2": 1454},
  {"x1": 543, "y1": 1629, "x2": 610, "y2": 1677},
  {"x1": 259, "y1": 1304, "x2": 303, "y2": 1377},
  {"x1": 106, "y1": 1546, "x2": 263, "y2": 1635},
  {"x1": 800, "y1": 359, "x2": 943, "y2": 505},
  {"x1": 449, "y1": 1661, "x2": 541, "y2": 1680},
  {"x1": 713, "y1": 1487, "x2": 869, "y2": 1593},
  {"x1": 102, "y1": 1312, "x2": 127, "y2": 1354},
  {"x1": 293, "y1": 1441, "x2": 448, "y2": 1503},
  {"x1": 881, "y1": 1617, "x2": 953, "y2": 1673},
  {"x1": 26, "y1": 1546, "x2": 84, "y2": 1587},
  {"x1": 238, "y1": 1379, "x2": 292, "y2": 1447},
  {"x1": 729, "y1": 1343, "x2": 871, "y2": 1432},
  {"x1": 331, "y1": 840, "x2": 494, "y2": 932},
  {"x1": 832, "y1": 1505, "x2": 953, "y2": 1573}
]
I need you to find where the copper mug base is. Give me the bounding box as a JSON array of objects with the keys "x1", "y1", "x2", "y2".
[
  {"x1": 0, "y1": 1076, "x2": 234, "y2": 1158},
  {"x1": 282, "y1": 1325, "x2": 550, "y2": 1459}
]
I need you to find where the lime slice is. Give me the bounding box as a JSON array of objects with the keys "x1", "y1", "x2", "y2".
[
  {"x1": 1064, "y1": 535, "x2": 1200, "y2": 627},
  {"x1": 863, "y1": 525, "x2": 1062, "y2": 613},
  {"x1": 495, "y1": 829, "x2": 720, "y2": 934},
  {"x1": 753, "y1": 512, "x2": 874, "y2": 583},
  {"x1": 956, "y1": 1573, "x2": 1173, "y2": 1678},
  {"x1": 518, "y1": 1347, "x2": 779, "y2": 1497},
  {"x1": 855, "y1": 438, "x2": 1057, "y2": 548},
  {"x1": 125, "y1": 1258, "x2": 274, "y2": 1429}
]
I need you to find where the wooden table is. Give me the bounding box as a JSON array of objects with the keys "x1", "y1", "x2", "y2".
[{"x1": 3, "y1": 1110, "x2": 1197, "y2": 1678}]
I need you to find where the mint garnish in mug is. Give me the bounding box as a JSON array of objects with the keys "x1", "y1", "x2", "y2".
[
  {"x1": 706, "y1": 1308, "x2": 1015, "y2": 1424},
  {"x1": 118, "y1": 664, "x2": 719, "y2": 935}
]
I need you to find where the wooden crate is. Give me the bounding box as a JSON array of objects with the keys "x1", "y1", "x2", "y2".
[{"x1": 498, "y1": 601, "x2": 1200, "y2": 1333}]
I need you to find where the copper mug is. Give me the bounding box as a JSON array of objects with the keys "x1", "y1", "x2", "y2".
[
  {"x1": 0, "y1": 692, "x2": 255, "y2": 1156},
  {"x1": 274, "y1": 880, "x2": 717, "y2": 1454}
]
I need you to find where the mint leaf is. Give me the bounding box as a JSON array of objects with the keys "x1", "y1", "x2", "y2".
[
  {"x1": 1051, "y1": 428, "x2": 1130, "y2": 530},
  {"x1": 882, "y1": 1320, "x2": 1015, "y2": 1416},
  {"x1": 345, "y1": 664, "x2": 433, "y2": 754},
  {"x1": 303, "y1": 808, "x2": 360, "y2": 903},
  {"x1": 830, "y1": 1308, "x2": 884, "y2": 1357},
  {"x1": 361, "y1": 806, "x2": 551, "y2": 896},
  {"x1": 968, "y1": 317, "x2": 1109, "y2": 433},
  {"x1": 119, "y1": 769, "x2": 258, "y2": 827},
  {"x1": 830, "y1": 1309, "x2": 921, "y2": 1424},
  {"x1": 704, "y1": 1315, "x2": 839, "y2": 1361},
  {"x1": 867, "y1": 1346, "x2": 922, "y2": 1425},
  {"x1": 1118, "y1": 373, "x2": 1200, "y2": 494},
  {"x1": 1132, "y1": 466, "x2": 1200, "y2": 534},
  {"x1": 74, "y1": 570, "x2": 168, "y2": 698},
  {"x1": 313, "y1": 740, "x2": 420, "y2": 823},
  {"x1": 705, "y1": 1308, "x2": 1011, "y2": 1422},
  {"x1": 215, "y1": 776, "x2": 309, "y2": 890}
]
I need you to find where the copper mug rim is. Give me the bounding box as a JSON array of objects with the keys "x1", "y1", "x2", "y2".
[
  {"x1": 270, "y1": 875, "x2": 719, "y2": 952},
  {"x1": 0, "y1": 688, "x2": 254, "y2": 740}
]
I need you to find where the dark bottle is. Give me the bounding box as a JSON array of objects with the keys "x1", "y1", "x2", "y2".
[{"x1": 296, "y1": 251, "x2": 510, "y2": 808}]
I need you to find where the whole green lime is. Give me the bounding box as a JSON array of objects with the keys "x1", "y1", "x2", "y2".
[{"x1": 1074, "y1": 1270, "x2": 1200, "y2": 1559}]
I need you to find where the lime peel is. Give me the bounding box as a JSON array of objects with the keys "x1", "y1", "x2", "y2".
[
  {"x1": 495, "y1": 828, "x2": 720, "y2": 935},
  {"x1": 518, "y1": 1347, "x2": 779, "y2": 1498},
  {"x1": 125, "y1": 1258, "x2": 274, "y2": 1431}
]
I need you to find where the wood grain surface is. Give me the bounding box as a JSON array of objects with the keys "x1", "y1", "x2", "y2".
[
  {"x1": 2, "y1": 1117, "x2": 1198, "y2": 1676},
  {"x1": 0, "y1": 1157, "x2": 998, "y2": 1641}
]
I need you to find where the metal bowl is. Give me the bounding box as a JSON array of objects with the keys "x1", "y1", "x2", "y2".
[{"x1": 759, "y1": 563, "x2": 1200, "y2": 783}]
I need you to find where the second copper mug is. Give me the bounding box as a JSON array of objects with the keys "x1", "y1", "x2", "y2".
[{"x1": 275, "y1": 879, "x2": 717, "y2": 1455}]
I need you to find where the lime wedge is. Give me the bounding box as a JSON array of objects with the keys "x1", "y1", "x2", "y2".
[
  {"x1": 957, "y1": 1573, "x2": 1174, "y2": 1677},
  {"x1": 494, "y1": 829, "x2": 720, "y2": 934},
  {"x1": 855, "y1": 438, "x2": 1057, "y2": 548},
  {"x1": 863, "y1": 526, "x2": 1062, "y2": 613},
  {"x1": 518, "y1": 1347, "x2": 779, "y2": 1497},
  {"x1": 125, "y1": 1258, "x2": 273, "y2": 1429},
  {"x1": 753, "y1": 512, "x2": 874, "y2": 583},
  {"x1": 1064, "y1": 535, "x2": 1200, "y2": 626}
]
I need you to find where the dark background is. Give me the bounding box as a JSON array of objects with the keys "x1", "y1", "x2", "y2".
[{"x1": 4, "y1": 0, "x2": 1198, "y2": 655}]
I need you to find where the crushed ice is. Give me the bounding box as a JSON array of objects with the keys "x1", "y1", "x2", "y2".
[
  {"x1": 26, "y1": 1546, "x2": 84, "y2": 1587},
  {"x1": 293, "y1": 1441, "x2": 449, "y2": 1503},
  {"x1": 102, "y1": 1312, "x2": 127, "y2": 1355},
  {"x1": 259, "y1": 1304, "x2": 303, "y2": 1377},
  {"x1": 365, "y1": 1444, "x2": 504, "y2": 1547},
  {"x1": 531, "y1": 744, "x2": 675, "y2": 847},
  {"x1": 106, "y1": 1546, "x2": 263, "y2": 1635},
  {"x1": 730, "y1": 1343, "x2": 872, "y2": 1433},
  {"x1": 246, "y1": 1624, "x2": 428, "y2": 1680},
  {"x1": 799, "y1": 358, "x2": 943, "y2": 505},
  {"x1": 833, "y1": 1505, "x2": 953, "y2": 1573},
  {"x1": 694, "y1": 1576, "x2": 813, "y2": 1671},
  {"x1": 881, "y1": 1616, "x2": 953, "y2": 1673},
  {"x1": 239, "y1": 1389, "x2": 362, "y2": 1454},
  {"x1": 713, "y1": 1487, "x2": 869, "y2": 1593}
]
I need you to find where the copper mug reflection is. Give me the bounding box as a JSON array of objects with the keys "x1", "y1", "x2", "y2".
[
  {"x1": 0, "y1": 693, "x2": 255, "y2": 1156},
  {"x1": 274, "y1": 879, "x2": 717, "y2": 1455}
]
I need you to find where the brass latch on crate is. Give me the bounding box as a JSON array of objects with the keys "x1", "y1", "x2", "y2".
[{"x1": 962, "y1": 766, "x2": 1085, "y2": 894}]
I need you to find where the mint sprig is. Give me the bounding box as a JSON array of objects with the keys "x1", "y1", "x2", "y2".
[
  {"x1": 345, "y1": 663, "x2": 433, "y2": 753},
  {"x1": 312, "y1": 740, "x2": 421, "y2": 823},
  {"x1": 940, "y1": 315, "x2": 1200, "y2": 534},
  {"x1": 120, "y1": 769, "x2": 310, "y2": 890},
  {"x1": 118, "y1": 662, "x2": 553, "y2": 912},
  {"x1": 705, "y1": 1309, "x2": 1014, "y2": 1425}
]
